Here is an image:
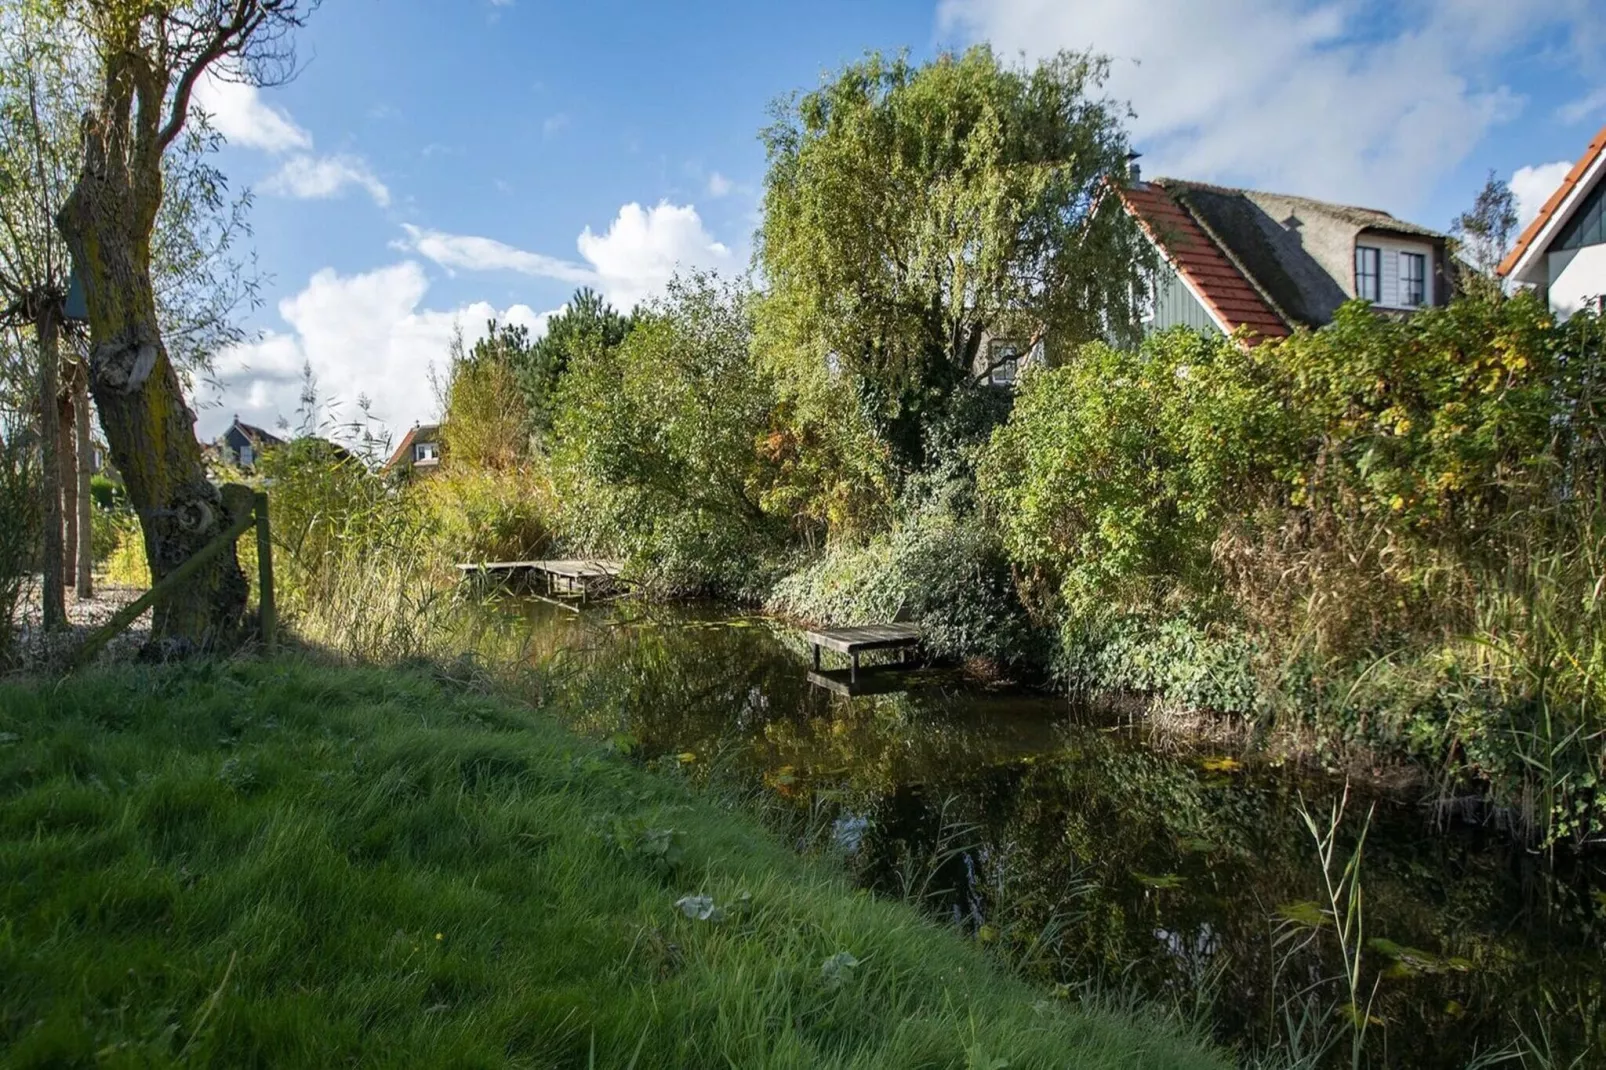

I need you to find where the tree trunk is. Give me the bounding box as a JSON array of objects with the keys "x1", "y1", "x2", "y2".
[
  {"x1": 59, "y1": 376, "x2": 77, "y2": 591},
  {"x1": 75, "y1": 363, "x2": 93, "y2": 599},
  {"x1": 37, "y1": 305, "x2": 64, "y2": 631},
  {"x1": 58, "y1": 158, "x2": 247, "y2": 651}
]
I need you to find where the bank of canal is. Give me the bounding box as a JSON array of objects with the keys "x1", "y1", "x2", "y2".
[{"x1": 475, "y1": 597, "x2": 1604, "y2": 1067}]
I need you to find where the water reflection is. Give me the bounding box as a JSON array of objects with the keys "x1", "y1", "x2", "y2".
[{"x1": 483, "y1": 599, "x2": 1606, "y2": 1067}]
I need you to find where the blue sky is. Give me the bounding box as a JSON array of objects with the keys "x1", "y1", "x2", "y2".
[{"x1": 195, "y1": 0, "x2": 1606, "y2": 443}]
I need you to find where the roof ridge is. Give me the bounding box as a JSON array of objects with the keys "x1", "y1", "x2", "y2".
[
  {"x1": 1154, "y1": 177, "x2": 1400, "y2": 221},
  {"x1": 1170, "y1": 187, "x2": 1296, "y2": 333}
]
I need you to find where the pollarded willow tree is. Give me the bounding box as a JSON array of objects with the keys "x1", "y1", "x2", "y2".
[
  {"x1": 759, "y1": 46, "x2": 1156, "y2": 468},
  {"x1": 54, "y1": 0, "x2": 313, "y2": 648},
  {"x1": 0, "y1": 1, "x2": 81, "y2": 628}
]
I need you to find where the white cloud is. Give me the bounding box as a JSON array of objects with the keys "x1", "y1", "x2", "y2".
[
  {"x1": 1511, "y1": 160, "x2": 1573, "y2": 229},
  {"x1": 263, "y1": 154, "x2": 392, "y2": 207},
  {"x1": 937, "y1": 0, "x2": 1598, "y2": 216},
  {"x1": 192, "y1": 71, "x2": 311, "y2": 153},
  {"x1": 202, "y1": 261, "x2": 555, "y2": 442},
  {"x1": 707, "y1": 171, "x2": 734, "y2": 198},
  {"x1": 395, "y1": 224, "x2": 595, "y2": 284},
  {"x1": 399, "y1": 201, "x2": 733, "y2": 309},
  {"x1": 577, "y1": 201, "x2": 732, "y2": 308},
  {"x1": 1558, "y1": 87, "x2": 1606, "y2": 126}
]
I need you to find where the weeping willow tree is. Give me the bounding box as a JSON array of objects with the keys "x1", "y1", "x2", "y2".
[{"x1": 49, "y1": 0, "x2": 310, "y2": 649}]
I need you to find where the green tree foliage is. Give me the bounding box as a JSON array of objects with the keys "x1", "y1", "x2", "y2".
[
  {"x1": 759, "y1": 46, "x2": 1153, "y2": 467},
  {"x1": 1451, "y1": 170, "x2": 1519, "y2": 298},
  {"x1": 441, "y1": 322, "x2": 531, "y2": 470},
  {"x1": 426, "y1": 322, "x2": 554, "y2": 563},
  {"x1": 516, "y1": 287, "x2": 633, "y2": 437},
  {"x1": 981, "y1": 328, "x2": 1281, "y2": 619},
  {"x1": 550, "y1": 274, "x2": 786, "y2": 595}
]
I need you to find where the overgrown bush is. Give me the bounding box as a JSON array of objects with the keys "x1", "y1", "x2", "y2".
[
  {"x1": 770, "y1": 504, "x2": 1041, "y2": 671},
  {"x1": 550, "y1": 273, "x2": 791, "y2": 597},
  {"x1": 978, "y1": 298, "x2": 1606, "y2": 843}
]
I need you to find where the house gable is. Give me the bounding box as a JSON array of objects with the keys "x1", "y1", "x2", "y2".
[{"x1": 1499, "y1": 123, "x2": 1606, "y2": 290}]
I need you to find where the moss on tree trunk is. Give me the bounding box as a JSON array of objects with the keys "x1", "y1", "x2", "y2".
[{"x1": 57, "y1": 101, "x2": 247, "y2": 650}]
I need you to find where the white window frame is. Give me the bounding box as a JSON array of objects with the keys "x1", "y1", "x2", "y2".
[
  {"x1": 988, "y1": 341, "x2": 1020, "y2": 386},
  {"x1": 238, "y1": 444, "x2": 253, "y2": 467},
  {"x1": 414, "y1": 441, "x2": 438, "y2": 463},
  {"x1": 1399, "y1": 251, "x2": 1427, "y2": 308},
  {"x1": 1355, "y1": 245, "x2": 1381, "y2": 302}
]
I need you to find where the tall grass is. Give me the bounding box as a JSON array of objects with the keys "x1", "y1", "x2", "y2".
[{"x1": 0, "y1": 657, "x2": 1228, "y2": 1069}]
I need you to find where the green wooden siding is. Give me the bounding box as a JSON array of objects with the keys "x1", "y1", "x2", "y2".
[{"x1": 1147, "y1": 263, "x2": 1222, "y2": 336}]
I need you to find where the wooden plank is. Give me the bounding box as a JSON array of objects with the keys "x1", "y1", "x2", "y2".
[
  {"x1": 455, "y1": 559, "x2": 623, "y2": 577},
  {"x1": 801, "y1": 623, "x2": 921, "y2": 655},
  {"x1": 806, "y1": 669, "x2": 913, "y2": 698}
]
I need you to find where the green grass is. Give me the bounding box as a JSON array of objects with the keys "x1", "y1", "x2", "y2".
[{"x1": 0, "y1": 657, "x2": 1225, "y2": 1069}]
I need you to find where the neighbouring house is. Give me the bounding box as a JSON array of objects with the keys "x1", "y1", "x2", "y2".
[
  {"x1": 384, "y1": 423, "x2": 443, "y2": 476},
  {"x1": 1498, "y1": 123, "x2": 1606, "y2": 319},
  {"x1": 214, "y1": 416, "x2": 285, "y2": 470},
  {"x1": 1121, "y1": 177, "x2": 1451, "y2": 342}
]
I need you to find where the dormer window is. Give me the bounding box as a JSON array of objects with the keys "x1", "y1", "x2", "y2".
[
  {"x1": 1355, "y1": 246, "x2": 1381, "y2": 302},
  {"x1": 1399, "y1": 252, "x2": 1427, "y2": 307},
  {"x1": 414, "y1": 441, "x2": 438, "y2": 463}
]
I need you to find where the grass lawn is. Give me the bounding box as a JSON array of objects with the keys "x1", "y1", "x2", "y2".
[{"x1": 0, "y1": 657, "x2": 1225, "y2": 1068}]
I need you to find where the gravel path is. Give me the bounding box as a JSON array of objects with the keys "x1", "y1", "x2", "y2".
[{"x1": 10, "y1": 578, "x2": 150, "y2": 670}]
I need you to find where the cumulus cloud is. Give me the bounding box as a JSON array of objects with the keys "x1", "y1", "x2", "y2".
[
  {"x1": 937, "y1": 0, "x2": 1599, "y2": 215},
  {"x1": 201, "y1": 262, "x2": 554, "y2": 442},
  {"x1": 262, "y1": 154, "x2": 392, "y2": 207},
  {"x1": 194, "y1": 68, "x2": 391, "y2": 210},
  {"x1": 192, "y1": 72, "x2": 312, "y2": 153},
  {"x1": 1511, "y1": 161, "x2": 1574, "y2": 229},
  {"x1": 577, "y1": 201, "x2": 732, "y2": 308},
  {"x1": 399, "y1": 201, "x2": 732, "y2": 309}
]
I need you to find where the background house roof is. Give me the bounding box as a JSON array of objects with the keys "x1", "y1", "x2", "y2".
[
  {"x1": 1121, "y1": 182, "x2": 1291, "y2": 341},
  {"x1": 229, "y1": 418, "x2": 286, "y2": 449},
  {"x1": 1498, "y1": 123, "x2": 1606, "y2": 280},
  {"x1": 384, "y1": 423, "x2": 442, "y2": 470},
  {"x1": 1127, "y1": 178, "x2": 1447, "y2": 333}
]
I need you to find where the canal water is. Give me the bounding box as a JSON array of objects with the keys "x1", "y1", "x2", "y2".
[{"x1": 477, "y1": 598, "x2": 1604, "y2": 1067}]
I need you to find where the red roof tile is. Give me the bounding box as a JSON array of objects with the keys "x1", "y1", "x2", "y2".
[
  {"x1": 1120, "y1": 184, "x2": 1290, "y2": 343},
  {"x1": 1498, "y1": 123, "x2": 1606, "y2": 278}
]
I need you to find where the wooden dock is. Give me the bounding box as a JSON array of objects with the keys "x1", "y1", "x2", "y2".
[
  {"x1": 456, "y1": 559, "x2": 625, "y2": 610},
  {"x1": 801, "y1": 623, "x2": 921, "y2": 684}
]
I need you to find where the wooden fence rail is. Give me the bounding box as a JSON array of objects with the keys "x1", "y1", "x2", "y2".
[{"x1": 71, "y1": 486, "x2": 276, "y2": 669}]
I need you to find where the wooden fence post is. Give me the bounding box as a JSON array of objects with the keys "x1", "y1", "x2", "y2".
[{"x1": 254, "y1": 491, "x2": 276, "y2": 652}]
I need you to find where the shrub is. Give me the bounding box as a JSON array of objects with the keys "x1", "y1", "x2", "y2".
[{"x1": 550, "y1": 273, "x2": 791, "y2": 597}]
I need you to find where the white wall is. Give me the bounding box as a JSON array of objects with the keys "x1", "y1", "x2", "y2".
[{"x1": 1548, "y1": 244, "x2": 1606, "y2": 319}]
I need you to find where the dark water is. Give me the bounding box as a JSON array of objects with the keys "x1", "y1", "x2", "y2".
[{"x1": 479, "y1": 599, "x2": 1605, "y2": 1067}]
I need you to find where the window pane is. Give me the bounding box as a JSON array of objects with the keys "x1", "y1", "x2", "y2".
[
  {"x1": 1558, "y1": 182, "x2": 1606, "y2": 252},
  {"x1": 1355, "y1": 246, "x2": 1380, "y2": 302},
  {"x1": 1400, "y1": 252, "x2": 1426, "y2": 307}
]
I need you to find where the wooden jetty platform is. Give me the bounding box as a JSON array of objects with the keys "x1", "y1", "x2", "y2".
[
  {"x1": 801, "y1": 623, "x2": 921, "y2": 684},
  {"x1": 456, "y1": 559, "x2": 625, "y2": 610}
]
